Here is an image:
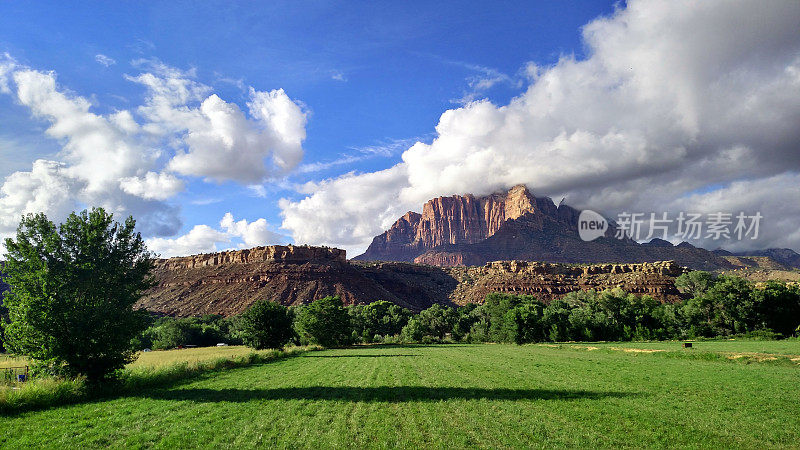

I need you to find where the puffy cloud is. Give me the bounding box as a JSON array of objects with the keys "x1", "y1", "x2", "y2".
[
  {"x1": 279, "y1": 166, "x2": 409, "y2": 255},
  {"x1": 0, "y1": 57, "x2": 306, "y2": 251},
  {"x1": 128, "y1": 64, "x2": 307, "y2": 183},
  {"x1": 0, "y1": 66, "x2": 184, "y2": 249},
  {"x1": 146, "y1": 212, "x2": 287, "y2": 257},
  {"x1": 0, "y1": 159, "x2": 82, "y2": 234},
  {"x1": 220, "y1": 212, "x2": 288, "y2": 248},
  {"x1": 13, "y1": 69, "x2": 155, "y2": 194},
  {"x1": 280, "y1": 0, "x2": 800, "y2": 254},
  {"x1": 146, "y1": 225, "x2": 229, "y2": 258},
  {"x1": 119, "y1": 172, "x2": 185, "y2": 200}
]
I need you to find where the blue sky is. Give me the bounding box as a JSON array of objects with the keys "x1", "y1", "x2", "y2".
[{"x1": 1, "y1": 1, "x2": 799, "y2": 256}]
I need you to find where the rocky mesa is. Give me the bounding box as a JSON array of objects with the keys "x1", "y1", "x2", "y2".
[{"x1": 135, "y1": 243, "x2": 693, "y2": 317}]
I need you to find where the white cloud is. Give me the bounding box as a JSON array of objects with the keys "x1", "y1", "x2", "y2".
[
  {"x1": 119, "y1": 171, "x2": 185, "y2": 200},
  {"x1": 128, "y1": 64, "x2": 307, "y2": 183},
  {"x1": 145, "y1": 212, "x2": 287, "y2": 257},
  {"x1": 95, "y1": 54, "x2": 116, "y2": 67},
  {"x1": 279, "y1": 166, "x2": 409, "y2": 255},
  {"x1": 0, "y1": 56, "x2": 307, "y2": 250},
  {"x1": 0, "y1": 159, "x2": 82, "y2": 235},
  {"x1": 220, "y1": 212, "x2": 287, "y2": 248},
  {"x1": 0, "y1": 53, "x2": 16, "y2": 94},
  {"x1": 0, "y1": 67, "x2": 182, "y2": 245},
  {"x1": 146, "y1": 224, "x2": 229, "y2": 258},
  {"x1": 280, "y1": 0, "x2": 800, "y2": 255}
]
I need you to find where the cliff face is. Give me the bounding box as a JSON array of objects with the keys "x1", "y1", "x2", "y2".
[
  {"x1": 414, "y1": 184, "x2": 540, "y2": 247},
  {"x1": 449, "y1": 260, "x2": 688, "y2": 304},
  {"x1": 136, "y1": 245, "x2": 454, "y2": 316},
  {"x1": 357, "y1": 185, "x2": 551, "y2": 262},
  {"x1": 156, "y1": 245, "x2": 345, "y2": 270},
  {"x1": 137, "y1": 244, "x2": 693, "y2": 317},
  {"x1": 355, "y1": 185, "x2": 735, "y2": 271}
]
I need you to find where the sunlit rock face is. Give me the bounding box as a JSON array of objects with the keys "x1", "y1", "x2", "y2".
[{"x1": 355, "y1": 185, "x2": 734, "y2": 270}]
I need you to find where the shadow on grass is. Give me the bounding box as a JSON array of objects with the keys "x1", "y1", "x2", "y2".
[{"x1": 141, "y1": 386, "x2": 639, "y2": 403}]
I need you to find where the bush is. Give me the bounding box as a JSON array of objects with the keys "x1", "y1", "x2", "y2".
[
  {"x1": 233, "y1": 300, "x2": 294, "y2": 349},
  {"x1": 294, "y1": 296, "x2": 352, "y2": 347},
  {"x1": 138, "y1": 315, "x2": 235, "y2": 350}
]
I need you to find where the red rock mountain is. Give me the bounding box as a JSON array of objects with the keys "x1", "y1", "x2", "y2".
[{"x1": 354, "y1": 185, "x2": 734, "y2": 270}]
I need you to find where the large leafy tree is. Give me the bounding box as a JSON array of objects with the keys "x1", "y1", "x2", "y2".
[
  {"x1": 294, "y1": 296, "x2": 352, "y2": 347},
  {"x1": 234, "y1": 300, "x2": 294, "y2": 349},
  {"x1": 1, "y1": 208, "x2": 153, "y2": 381}
]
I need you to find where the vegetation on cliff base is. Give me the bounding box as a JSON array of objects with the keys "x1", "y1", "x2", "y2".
[{"x1": 129, "y1": 272, "x2": 800, "y2": 350}]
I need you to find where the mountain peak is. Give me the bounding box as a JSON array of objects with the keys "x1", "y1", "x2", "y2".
[{"x1": 354, "y1": 186, "x2": 736, "y2": 270}]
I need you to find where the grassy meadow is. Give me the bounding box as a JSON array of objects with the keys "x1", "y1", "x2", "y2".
[
  {"x1": 2, "y1": 341, "x2": 799, "y2": 448},
  {"x1": 1, "y1": 345, "x2": 270, "y2": 371}
]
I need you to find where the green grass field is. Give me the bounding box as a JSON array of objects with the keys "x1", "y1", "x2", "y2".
[{"x1": 2, "y1": 342, "x2": 799, "y2": 448}]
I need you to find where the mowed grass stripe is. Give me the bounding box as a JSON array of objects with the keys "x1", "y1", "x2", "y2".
[{"x1": 2, "y1": 343, "x2": 799, "y2": 448}]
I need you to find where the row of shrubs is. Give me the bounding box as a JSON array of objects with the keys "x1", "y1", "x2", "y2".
[{"x1": 140, "y1": 272, "x2": 800, "y2": 349}]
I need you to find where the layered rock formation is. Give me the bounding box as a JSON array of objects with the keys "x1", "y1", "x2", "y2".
[
  {"x1": 355, "y1": 185, "x2": 735, "y2": 270},
  {"x1": 448, "y1": 260, "x2": 688, "y2": 304},
  {"x1": 157, "y1": 245, "x2": 345, "y2": 270},
  {"x1": 137, "y1": 243, "x2": 694, "y2": 317},
  {"x1": 136, "y1": 245, "x2": 456, "y2": 316}
]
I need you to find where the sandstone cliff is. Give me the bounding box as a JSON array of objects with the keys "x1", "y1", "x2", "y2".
[
  {"x1": 355, "y1": 185, "x2": 735, "y2": 271},
  {"x1": 449, "y1": 260, "x2": 688, "y2": 304},
  {"x1": 136, "y1": 244, "x2": 695, "y2": 317},
  {"x1": 136, "y1": 245, "x2": 455, "y2": 316}
]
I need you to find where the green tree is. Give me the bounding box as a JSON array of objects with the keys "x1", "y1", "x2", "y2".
[
  {"x1": 674, "y1": 271, "x2": 717, "y2": 297},
  {"x1": 752, "y1": 282, "x2": 800, "y2": 336},
  {"x1": 1, "y1": 209, "x2": 153, "y2": 381},
  {"x1": 234, "y1": 300, "x2": 294, "y2": 349},
  {"x1": 294, "y1": 296, "x2": 352, "y2": 347},
  {"x1": 400, "y1": 304, "x2": 457, "y2": 343},
  {"x1": 505, "y1": 302, "x2": 546, "y2": 344}
]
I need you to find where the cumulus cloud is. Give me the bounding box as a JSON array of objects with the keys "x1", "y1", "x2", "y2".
[
  {"x1": 0, "y1": 159, "x2": 82, "y2": 234},
  {"x1": 0, "y1": 66, "x2": 182, "y2": 248},
  {"x1": 0, "y1": 56, "x2": 307, "y2": 251},
  {"x1": 128, "y1": 63, "x2": 307, "y2": 183},
  {"x1": 220, "y1": 212, "x2": 287, "y2": 248},
  {"x1": 280, "y1": 0, "x2": 800, "y2": 255},
  {"x1": 146, "y1": 225, "x2": 229, "y2": 258},
  {"x1": 119, "y1": 172, "x2": 185, "y2": 200},
  {"x1": 146, "y1": 212, "x2": 287, "y2": 257}
]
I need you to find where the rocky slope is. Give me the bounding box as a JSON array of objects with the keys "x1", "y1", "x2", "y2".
[
  {"x1": 728, "y1": 248, "x2": 800, "y2": 269},
  {"x1": 136, "y1": 244, "x2": 694, "y2": 317},
  {"x1": 448, "y1": 260, "x2": 688, "y2": 304},
  {"x1": 136, "y1": 245, "x2": 458, "y2": 316},
  {"x1": 355, "y1": 185, "x2": 735, "y2": 270}
]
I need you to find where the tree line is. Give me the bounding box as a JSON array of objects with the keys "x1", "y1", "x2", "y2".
[{"x1": 134, "y1": 270, "x2": 800, "y2": 350}]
